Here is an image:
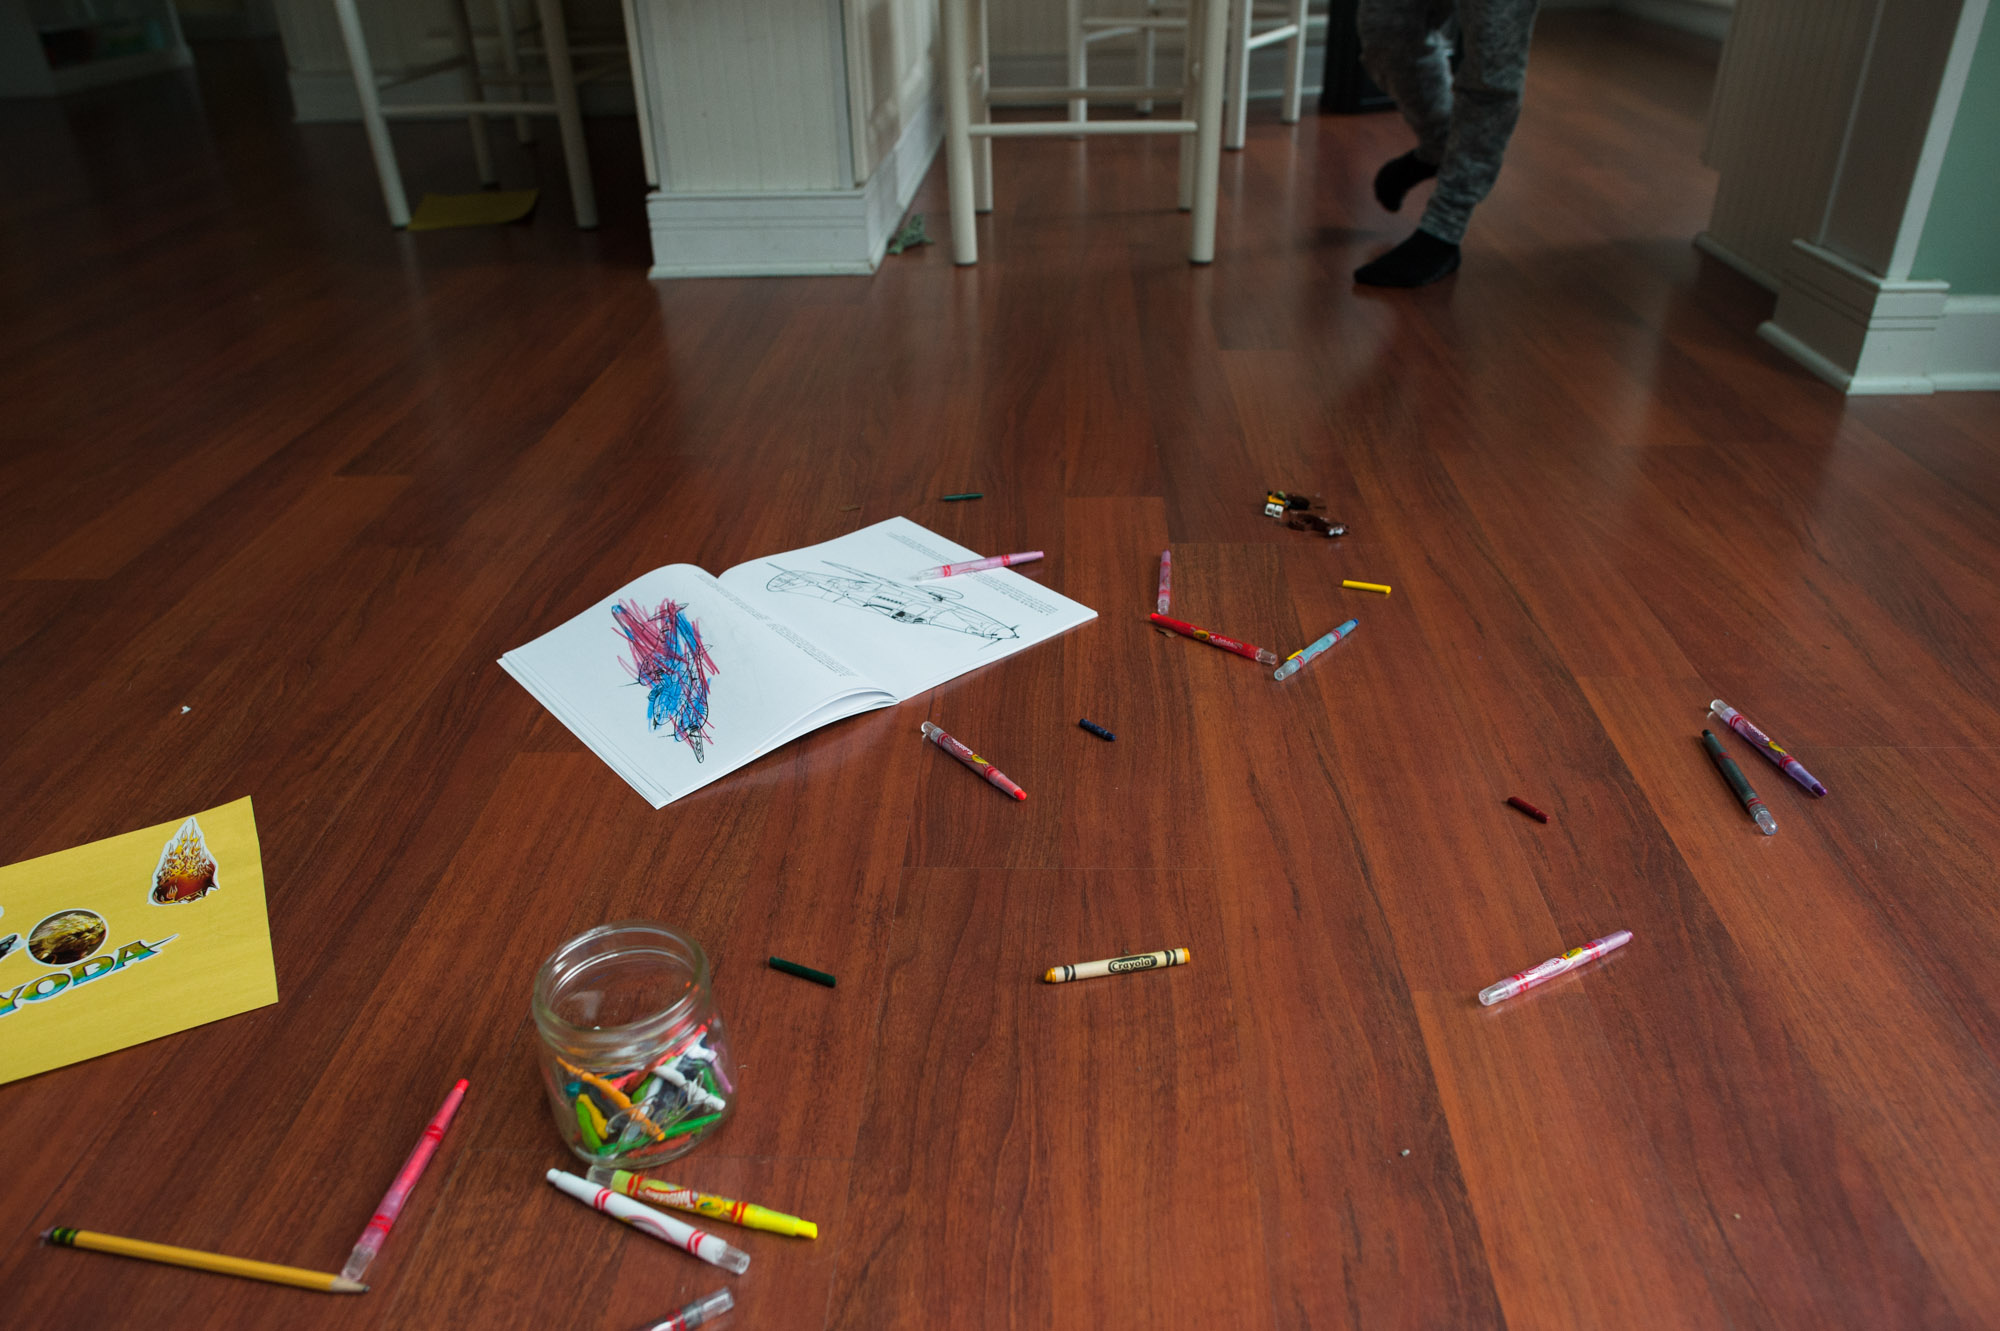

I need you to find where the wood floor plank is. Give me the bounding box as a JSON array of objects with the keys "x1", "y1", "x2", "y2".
[
  {"x1": 1581, "y1": 674, "x2": 2000, "y2": 1326},
  {"x1": 830, "y1": 868, "x2": 1270, "y2": 1331}
]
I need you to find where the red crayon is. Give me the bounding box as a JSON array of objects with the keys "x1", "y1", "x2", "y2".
[
  {"x1": 1506, "y1": 796, "x2": 1550, "y2": 823},
  {"x1": 1148, "y1": 613, "x2": 1280, "y2": 667}
]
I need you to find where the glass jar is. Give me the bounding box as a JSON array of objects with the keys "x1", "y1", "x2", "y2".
[{"x1": 531, "y1": 921, "x2": 736, "y2": 1168}]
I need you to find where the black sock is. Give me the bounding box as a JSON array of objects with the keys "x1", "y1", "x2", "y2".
[
  {"x1": 1373, "y1": 151, "x2": 1438, "y2": 212},
  {"x1": 1353, "y1": 229, "x2": 1462, "y2": 288}
]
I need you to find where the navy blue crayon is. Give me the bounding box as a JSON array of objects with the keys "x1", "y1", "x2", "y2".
[{"x1": 1078, "y1": 718, "x2": 1115, "y2": 741}]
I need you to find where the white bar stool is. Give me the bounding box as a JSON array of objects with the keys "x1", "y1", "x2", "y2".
[
  {"x1": 941, "y1": 0, "x2": 1230, "y2": 265},
  {"x1": 331, "y1": 0, "x2": 598, "y2": 228},
  {"x1": 1071, "y1": 0, "x2": 1316, "y2": 150},
  {"x1": 1222, "y1": 0, "x2": 1313, "y2": 150}
]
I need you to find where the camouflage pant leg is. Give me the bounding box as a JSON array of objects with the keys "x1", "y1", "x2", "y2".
[{"x1": 1358, "y1": 0, "x2": 1542, "y2": 243}]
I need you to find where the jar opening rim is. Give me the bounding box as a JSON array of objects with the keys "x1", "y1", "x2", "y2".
[{"x1": 531, "y1": 921, "x2": 710, "y2": 1041}]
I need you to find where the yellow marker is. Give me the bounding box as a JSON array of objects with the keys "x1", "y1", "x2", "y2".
[
  {"x1": 590, "y1": 1168, "x2": 819, "y2": 1239},
  {"x1": 1342, "y1": 580, "x2": 1392, "y2": 595},
  {"x1": 43, "y1": 1227, "x2": 365, "y2": 1294}
]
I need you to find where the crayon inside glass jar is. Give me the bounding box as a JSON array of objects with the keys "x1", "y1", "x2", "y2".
[{"x1": 532, "y1": 922, "x2": 736, "y2": 1168}]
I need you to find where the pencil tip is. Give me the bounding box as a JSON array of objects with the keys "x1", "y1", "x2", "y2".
[{"x1": 333, "y1": 1278, "x2": 369, "y2": 1294}]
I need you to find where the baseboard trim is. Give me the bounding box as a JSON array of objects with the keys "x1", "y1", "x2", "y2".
[
  {"x1": 1693, "y1": 230, "x2": 1777, "y2": 291},
  {"x1": 1756, "y1": 319, "x2": 1940, "y2": 394},
  {"x1": 1760, "y1": 240, "x2": 1950, "y2": 395},
  {"x1": 1930, "y1": 295, "x2": 2000, "y2": 391},
  {"x1": 646, "y1": 86, "x2": 941, "y2": 279}
]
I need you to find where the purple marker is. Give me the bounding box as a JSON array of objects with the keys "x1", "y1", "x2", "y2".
[{"x1": 1710, "y1": 700, "x2": 1827, "y2": 797}]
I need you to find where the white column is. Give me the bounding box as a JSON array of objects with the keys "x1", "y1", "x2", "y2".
[
  {"x1": 1724, "y1": 0, "x2": 1995, "y2": 392},
  {"x1": 629, "y1": 0, "x2": 944, "y2": 277}
]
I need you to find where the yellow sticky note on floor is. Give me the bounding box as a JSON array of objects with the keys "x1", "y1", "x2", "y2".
[
  {"x1": 406, "y1": 189, "x2": 540, "y2": 231},
  {"x1": 0, "y1": 797, "x2": 278, "y2": 1084}
]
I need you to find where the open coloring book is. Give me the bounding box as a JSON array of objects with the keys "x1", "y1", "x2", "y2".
[{"x1": 500, "y1": 517, "x2": 1098, "y2": 807}]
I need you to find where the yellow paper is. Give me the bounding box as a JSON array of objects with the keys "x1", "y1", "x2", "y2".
[
  {"x1": 0, "y1": 797, "x2": 278, "y2": 1084},
  {"x1": 406, "y1": 189, "x2": 540, "y2": 230}
]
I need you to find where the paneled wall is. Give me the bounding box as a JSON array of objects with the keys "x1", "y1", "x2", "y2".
[
  {"x1": 843, "y1": 0, "x2": 937, "y2": 183},
  {"x1": 1699, "y1": 0, "x2": 1878, "y2": 284},
  {"x1": 634, "y1": 0, "x2": 852, "y2": 192}
]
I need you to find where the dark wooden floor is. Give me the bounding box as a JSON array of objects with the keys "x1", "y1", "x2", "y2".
[{"x1": 5, "y1": 16, "x2": 2000, "y2": 1329}]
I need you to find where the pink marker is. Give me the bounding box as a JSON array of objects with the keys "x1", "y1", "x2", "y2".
[
  {"x1": 340, "y1": 1078, "x2": 467, "y2": 1282},
  {"x1": 921, "y1": 721, "x2": 1026, "y2": 800},
  {"x1": 1478, "y1": 931, "x2": 1631, "y2": 1006},
  {"x1": 1156, "y1": 550, "x2": 1172, "y2": 614},
  {"x1": 912, "y1": 551, "x2": 1043, "y2": 580}
]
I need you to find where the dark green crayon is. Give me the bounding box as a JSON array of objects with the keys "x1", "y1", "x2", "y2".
[
  {"x1": 940, "y1": 492, "x2": 983, "y2": 502},
  {"x1": 770, "y1": 956, "x2": 837, "y2": 987}
]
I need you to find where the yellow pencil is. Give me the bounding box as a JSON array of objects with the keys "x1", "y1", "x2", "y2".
[
  {"x1": 1342, "y1": 580, "x2": 1392, "y2": 595},
  {"x1": 43, "y1": 1227, "x2": 366, "y2": 1294}
]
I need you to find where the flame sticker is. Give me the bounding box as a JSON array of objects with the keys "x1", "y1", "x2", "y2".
[{"x1": 151, "y1": 816, "x2": 219, "y2": 905}]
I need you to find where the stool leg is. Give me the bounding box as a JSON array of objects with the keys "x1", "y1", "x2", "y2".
[
  {"x1": 1190, "y1": 0, "x2": 1227, "y2": 262},
  {"x1": 331, "y1": 0, "x2": 410, "y2": 226},
  {"x1": 1281, "y1": 0, "x2": 1308, "y2": 123},
  {"x1": 535, "y1": 0, "x2": 597, "y2": 227},
  {"x1": 1223, "y1": 0, "x2": 1250, "y2": 150},
  {"x1": 1176, "y1": 7, "x2": 1194, "y2": 210},
  {"x1": 973, "y1": 0, "x2": 993, "y2": 211},
  {"x1": 942, "y1": 0, "x2": 977, "y2": 262},
  {"x1": 494, "y1": 0, "x2": 533, "y2": 143},
  {"x1": 444, "y1": 0, "x2": 496, "y2": 185},
  {"x1": 1138, "y1": 3, "x2": 1157, "y2": 114},
  {"x1": 1066, "y1": 0, "x2": 1086, "y2": 124}
]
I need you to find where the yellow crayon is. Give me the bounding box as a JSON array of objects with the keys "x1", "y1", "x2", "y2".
[
  {"x1": 558, "y1": 1057, "x2": 667, "y2": 1142},
  {"x1": 1342, "y1": 580, "x2": 1392, "y2": 595},
  {"x1": 44, "y1": 1227, "x2": 365, "y2": 1294},
  {"x1": 590, "y1": 1168, "x2": 818, "y2": 1239},
  {"x1": 575, "y1": 1095, "x2": 607, "y2": 1151},
  {"x1": 1043, "y1": 947, "x2": 1190, "y2": 984}
]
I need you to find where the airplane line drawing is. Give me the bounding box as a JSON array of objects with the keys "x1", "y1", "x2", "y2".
[{"x1": 764, "y1": 563, "x2": 1020, "y2": 643}]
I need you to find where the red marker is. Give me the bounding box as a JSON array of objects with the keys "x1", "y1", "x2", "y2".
[
  {"x1": 1148, "y1": 613, "x2": 1279, "y2": 666},
  {"x1": 921, "y1": 721, "x2": 1026, "y2": 800},
  {"x1": 1506, "y1": 796, "x2": 1549, "y2": 823}
]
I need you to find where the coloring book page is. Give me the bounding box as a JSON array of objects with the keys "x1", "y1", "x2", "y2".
[
  {"x1": 501, "y1": 566, "x2": 884, "y2": 806},
  {"x1": 718, "y1": 517, "x2": 1095, "y2": 702}
]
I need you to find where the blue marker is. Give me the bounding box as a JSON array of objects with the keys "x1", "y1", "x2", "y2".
[{"x1": 1273, "y1": 619, "x2": 1358, "y2": 681}]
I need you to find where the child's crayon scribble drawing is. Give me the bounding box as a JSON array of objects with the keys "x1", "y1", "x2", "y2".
[
  {"x1": 764, "y1": 563, "x2": 1020, "y2": 643},
  {"x1": 613, "y1": 598, "x2": 719, "y2": 762}
]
